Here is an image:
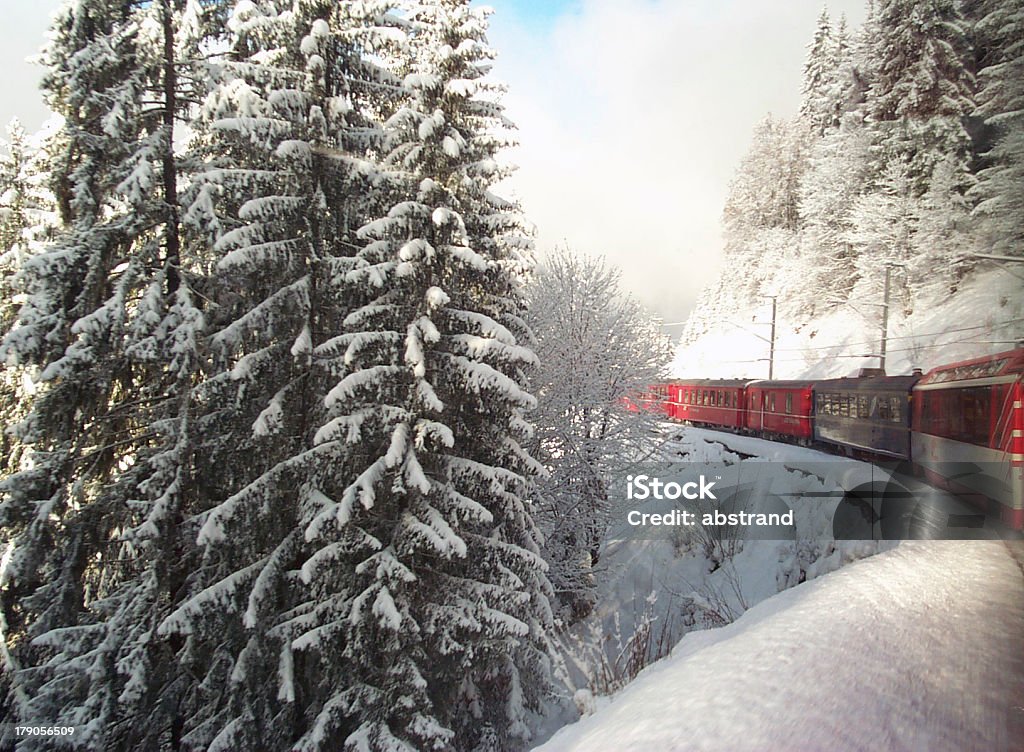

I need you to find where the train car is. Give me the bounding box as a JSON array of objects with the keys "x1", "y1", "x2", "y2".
[
  {"x1": 670, "y1": 379, "x2": 747, "y2": 430},
  {"x1": 744, "y1": 380, "x2": 815, "y2": 442},
  {"x1": 814, "y1": 374, "x2": 921, "y2": 459},
  {"x1": 911, "y1": 347, "x2": 1024, "y2": 529}
]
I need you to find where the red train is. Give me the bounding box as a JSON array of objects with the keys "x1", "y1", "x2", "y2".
[{"x1": 638, "y1": 347, "x2": 1024, "y2": 530}]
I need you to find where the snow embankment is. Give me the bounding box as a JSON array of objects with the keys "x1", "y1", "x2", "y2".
[{"x1": 535, "y1": 541, "x2": 1024, "y2": 752}]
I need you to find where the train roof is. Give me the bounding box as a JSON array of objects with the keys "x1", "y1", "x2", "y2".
[
  {"x1": 665, "y1": 378, "x2": 751, "y2": 388},
  {"x1": 812, "y1": 374, "x2": 921, "y2": 392},
  {"x1": 746, "y1": 379, "x2": 816, "y2": 389},
  {"x1": 916, "y1": 346, "x2": 1024, "y2": 386}
]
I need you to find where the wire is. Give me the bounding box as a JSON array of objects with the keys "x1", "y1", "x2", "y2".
[
  {"x1": 692, "y1": 319, "x2": 1024, "y2": 360},
  {"x1": 767, "y1": 318, "x2": 1024, "y2": 353},
  {"x1": 708, "y1": 331, "x2": 1021, "y2": 366}
]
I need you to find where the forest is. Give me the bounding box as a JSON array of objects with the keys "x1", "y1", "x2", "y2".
[{"x1": 683, "y1": 0, "x2": 1022, "y2": 350}]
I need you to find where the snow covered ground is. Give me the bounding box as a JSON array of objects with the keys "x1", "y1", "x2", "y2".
[
  {"x1": 536, "y1": 540, "x2": 1024, "y2": 752},
  {"x1": 671, "y1": 266, "x2": 1024, "y2": 379}
]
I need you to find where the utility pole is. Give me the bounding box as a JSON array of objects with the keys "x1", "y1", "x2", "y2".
[
  {"x1": 879, "y1": 265, "x2": 891, "y2": 373},
  {"x1": 719, "y1": 296, "x2": 777, "y2": 377}
]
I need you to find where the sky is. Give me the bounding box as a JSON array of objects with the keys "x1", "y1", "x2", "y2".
[{"x1": 0, "y1": 0, "x2": 868, "y2": 326}]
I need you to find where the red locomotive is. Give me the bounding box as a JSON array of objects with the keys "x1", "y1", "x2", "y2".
[
  {"x1": 642, "y1": 346, "x2": 1024, "y2": 530},
  {"x1": 911, "y1": 349, "x2": 1024, "y2": 529}
]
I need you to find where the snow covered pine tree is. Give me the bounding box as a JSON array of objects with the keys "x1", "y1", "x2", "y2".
[
  {"x1": 157, "y1": 0, "x2": 551, "y2": 750},
  {"x1": 0, "y1": 119, "x2": 56, "y2": 479},
  {"x1": 0, "y1": 0, "x2": 211, "y2": 748},
  {"x1": 970, "y1": 0, "x2": 1024, "y2": 257},
  {"x1": 156, "y1": 1, "x2": 410, "y2": 749},
  {"x1": 299, "y1": 2, "x2": 553, "y2": 749}
]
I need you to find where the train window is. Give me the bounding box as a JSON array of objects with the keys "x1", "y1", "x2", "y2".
[
  {"x1": 857, "y1": 396, "x2": 869, "y2": 419},
  {"x1": 718, "y1": 391, "x2": 724, "y2": 406},
  {"x1": 838, "y1": 394, "x2": 849, "y2": 417},
  {"x1": 918, "y1": 387, "x2": 990, "y2": 446},
  {"x1": 878, "y1": 397, "x2": 890, "y2": 421},
  {"x1": 785, "y1": 394, "x2": 793, "y2": 414},
  {"x1": 769, "y1": 394, "x2": 776, "y2": 412},
  {"x1": 890, "y1": 396, "x2": 901, "y2": 423}
]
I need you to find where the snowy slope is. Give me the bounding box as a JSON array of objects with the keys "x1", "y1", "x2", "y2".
[
  {"x1": 533, "y1": 427, "x2": 897, "y2": 743},
  {"x1": 535, "y1": 541, "x2": 1024, "y2": 752},
  {"x1": 672, "y1": 266, "x2": 1023, "y2": 379}
]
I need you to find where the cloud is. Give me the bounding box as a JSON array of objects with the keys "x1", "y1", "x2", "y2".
[
  {"x1": 488, "y1": 0, "x2": 867, "y2": 323},
  {"x1": 1, "y1": 0, "x2": 869, "y2": 327},
  {"x1": 0, "y1": 3, "x2": 54, "y2": 134}
]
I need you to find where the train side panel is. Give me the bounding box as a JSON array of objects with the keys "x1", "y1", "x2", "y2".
[
  {"x1": 672, "y1": 380, "x2": 747, "y2": 430},
  {"x1": 744, "y1": 381, "x2": 815, "y2": 441},
  {"x1": 911, "y1": 347, "x2": 1024, "y2": 530},
  {"x1": 813, "y1": 375, "x2": 919, "y2": 460}
]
